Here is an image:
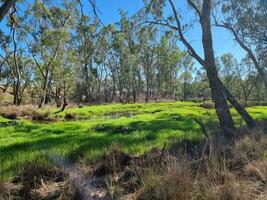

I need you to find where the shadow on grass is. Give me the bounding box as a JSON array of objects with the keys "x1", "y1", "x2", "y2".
[
  {"x1": 0, "y1": 113, "x2": 202, "y2": 180},
  {"x1": 93, "y1": 114, "x2": 200, "y2": 135}
]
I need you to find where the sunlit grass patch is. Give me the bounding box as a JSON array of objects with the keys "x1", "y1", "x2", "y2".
[{"x1": 0, "y1": 101, "x2": 266, "y2": 182}]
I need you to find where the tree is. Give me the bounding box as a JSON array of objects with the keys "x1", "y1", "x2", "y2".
[
  {"x1": 220, "y1": 53, "x2": 237, "y2": 92},
  {"x1": 143, "y1": 0, "x2": 256, "y2": 130},
  {"x1": 179, "y1": 54, "x2": 194, "y2": 101},
  {"x1": 138, "y1": 25, "x2": 157, "y2": 102},
  {"x1": 217, "y1": 0, "x2": 267, "y2": 96},
  {"x1": 0, "y1": 12, "x2": 33, "y2": 105},
  {"x1": 24, "y1": 0, "x2": 73, "y2": 108},
  {"x1": 155, "y1": 32, "x2": 182, "y2": 100},
  {"x1": 237, "y1": 56, "x2": 258, "y2": 106},
  {"x1": 0, "y1": 0, "x2": 16, "y2": 21}
]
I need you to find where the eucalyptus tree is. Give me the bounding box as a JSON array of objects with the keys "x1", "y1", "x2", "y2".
[
  {"x1": 111, "y1": 27, "x2": 131, "y2": 102},
  {"x1": 74, "y1": 13, "x2": 100, "y2": 103},
  {"x1": 155, "y1": 32, "x2": 182, "y2": 100},
  {"x1": 138, "y1": 25, "x2": 158, "y2": 102},
  {"x1": 217, "y1": 0, "x2": 267, "y2": 96},
  {"x1": 24, "y1": 0, "x2": 74, "y2": 108},
  {"x1": 0, "y1": 30, "x2": 12, "y2": 91},
  {"x1": 53, "y1": 49, "x2": 76, "y2": 107},
  {"x1": 105, "y1": 12, "x2": 142, "y2": 103},
  {"x1": 0, "y1": 10, "x2": 33, "y2": 105},
  {"x1": 94, "y1": 24, "x2": 119, "y2": 103},
  {"x1": 220, "y1": 53, "x2": 238, "y2": 92},
  {"x1": 219, "y1": 53, "x2": 259, "y2": 105},
  {"x1": 117, "y1": 11, "x2": 141, "y2": 103},
  {"x1": 194, "y1": 69, "x2": 210, "y2": 100},
  {"x1": 178, "y1": 53, "x2": 194, "y2": 101},
  {"x1": 237, "y1": 56, "x2": 258, "y2": 106},
  {"x1": 142, "y1": 0, "x2": 256, "y2": 130}
]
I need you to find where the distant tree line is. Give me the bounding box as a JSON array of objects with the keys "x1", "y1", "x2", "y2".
[{"x1": 0, "y1": 0, "x2": 266, "y2": 131}]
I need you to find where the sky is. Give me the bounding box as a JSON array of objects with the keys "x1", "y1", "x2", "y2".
[{"x1": 0, "y1": 0, "x2": 247, "y2": 66}]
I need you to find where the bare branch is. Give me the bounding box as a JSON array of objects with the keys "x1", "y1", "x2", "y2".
[
  {"x1": 0, "y1": 0, "x2": 16, "y2": 22},
  {"x1": 214, "y1": 21, "x2": 263, "y2": 75},
  {"x1": 187, "y1": 0, "x2": 201, "y2": 18},
  {"x1": 167, "y1": 0, "x2": 205, "y2": 66},
  {"x1": 144, "y1": 20, "x2": 178, "y2": 31}
]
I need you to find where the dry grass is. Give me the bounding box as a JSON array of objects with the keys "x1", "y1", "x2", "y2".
[
  {"x1": 0, "y1": 105, "x2": 57, "y2": 122},
  {"x1": 0, "y1": 105, "x2": 37, "y2": 118},
  {"x1": 0, "y1": 161, "x2": 81, "y2": 200},
  {"x1": 105, "y1": 129, "x2": 267, "y2": 200}
]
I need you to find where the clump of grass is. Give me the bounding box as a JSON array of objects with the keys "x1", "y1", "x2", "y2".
[
  {"x1": 15, "y1": 161, "x2": 64, "y2": 188},
  {"x1": 105, "y1": 129, "x2": 267, "y2": 200},
  {"x1": 134, "y1": 158, "x2": 192, "y2": 200},
  {"x1": 229, "y1": 131, "x2": 267, "y2": 172},
  {"x1": 92, "y1": 123, "x2": 113, "y2": 132},
  {"x1": 31, "y1": 111, "x2": 51, "y2": 121},
  {"x1": 1, "y1": 157, "x2": 84, "y2": 200}
]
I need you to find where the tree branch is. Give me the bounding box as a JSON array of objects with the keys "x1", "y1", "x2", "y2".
[
  {"x1": 187, "y1": 0, "x2": 201, "y2": 18},
  {"x1": 167, "y1": 0, "x2": 205, "y2": 66},
  {"x1": 0, "y1": 0, "x2": 16, "y2": 22}
]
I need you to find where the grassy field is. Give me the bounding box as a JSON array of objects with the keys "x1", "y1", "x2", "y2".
[{"x1": 0, "y1": 101, "x2": 266, "y2": 182}]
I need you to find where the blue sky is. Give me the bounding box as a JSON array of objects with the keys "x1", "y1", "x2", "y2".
[{"x1": 0, "y1": 0, "x2": 246, "y2": 65}]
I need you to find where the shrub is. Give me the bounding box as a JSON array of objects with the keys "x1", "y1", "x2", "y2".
[
  {"x1": 0, "y1": 105, "x2": 36, "y2": 118},
  {"x1": 200, "y1": 101, "x2": 215, "y2": 109},
  {"x1": 2, "y1": 113, "x2": 17, "y2": 119},
  {"x1": 64, "y1": 113, "x2": 75, "y2": 120},
  {"x1": 234, "y1": 133, "x2": 267, "y2": 162},
  {"x1": 31, "y1": 111, "x2": 50, "y2": 121}
]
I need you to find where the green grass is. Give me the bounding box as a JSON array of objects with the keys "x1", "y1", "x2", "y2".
[{"x1": 0, "y1": 101, "x2": 266, "y2": 181}]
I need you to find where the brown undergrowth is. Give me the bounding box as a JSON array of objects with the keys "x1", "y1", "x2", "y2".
[{"x1": 0, "y1": 105, "x2": 55, "y2": 121}]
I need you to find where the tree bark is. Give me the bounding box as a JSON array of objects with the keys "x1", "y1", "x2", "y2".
[
  {"x1": 220, "y1": 81, "x2": 256, "y2": 128},
  {"x1": 200, "y1": 0, "x2": 235, "y2": 131},
  {"x1": 0, "y1": 0, "x2": 16, "y2": 22}
]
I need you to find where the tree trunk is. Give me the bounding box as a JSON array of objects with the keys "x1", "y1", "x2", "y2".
[
  {"x1": 39, "y1": 74, "x2": 49, "y2": 108},
  {"x1": 220, "y1": 81, "x2": 256, "y2": 128},
  {"x1": 201, "y1": 0, "x2": 235, "y2": 131},
  {"x1": 55, "y1": 86, "x2": 61, "y2": 107},
  {"x1": 183, "y1": 81, "x2": 187, "y2": 101},
  {"x1": 3, "y1": 82, "x2": 8, "y2": 92},
  {"x1": 61, "y1": 98, "x2": 68, "y2": 112},
  {"x1": 0, "y1": 0, "x2": 16, "y2": 22},
  {"x1": 145, "y1": 77, "x2": 150, "y2": 102}
]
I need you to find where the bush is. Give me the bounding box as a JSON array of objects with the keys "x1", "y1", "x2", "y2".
[
  {"x1": 0, "y1": 105, "x2": 36, "y2": 118},
  {"x1": 64, "y1": 113, "x2": 75, "y2": 120},
  {"x1": 31, "y1": 111, "x2": 50, "y2": 121},
  {"x1": 200, "y1": 101, "x2": 215, "y2": 109},
  {"x1": 230, "y1": 132, "x2": 267, "y2": 170},
  {"x1": 2, "y1": 113, "x2": 17, "y2": 119}
]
